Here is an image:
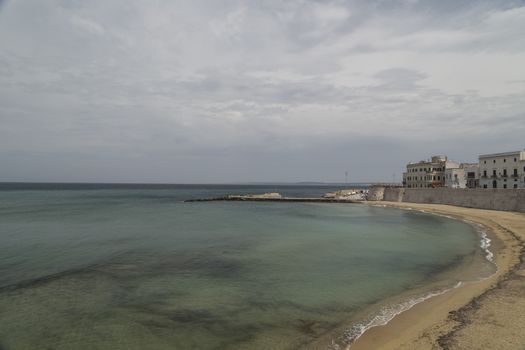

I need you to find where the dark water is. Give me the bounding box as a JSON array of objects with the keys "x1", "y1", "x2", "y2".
[{"x1": 0, "y1": 184, "x2": 488, "y2": 349}]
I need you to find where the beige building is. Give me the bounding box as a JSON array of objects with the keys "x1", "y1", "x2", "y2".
[
  {"x1": 479, "y1": 150, "x2": 525, "y2": 189},
  {"x1": 403, "y1": 155, "x2": 459, "y2": 188}
]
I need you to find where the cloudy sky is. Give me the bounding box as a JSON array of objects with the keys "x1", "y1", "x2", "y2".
[{"x1": 1, "y1": 0, "x2": 524, "y2": 183}]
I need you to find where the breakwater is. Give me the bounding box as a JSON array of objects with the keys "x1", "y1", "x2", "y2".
[
  {"x1": 185, "y1": 195, "x2": 359, "y2": 203},
  {"x1": 368, "y1": 187, "x2": 525, "y2": 213}
]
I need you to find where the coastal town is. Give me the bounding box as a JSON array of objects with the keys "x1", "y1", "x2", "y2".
[{"x1": 403, "y1": 149, "x2": 525, "y2": 189}]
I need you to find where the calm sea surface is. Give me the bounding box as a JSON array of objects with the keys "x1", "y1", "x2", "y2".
[{"x1": 0, "y1": 184, "x2": 491, "y2": 349}]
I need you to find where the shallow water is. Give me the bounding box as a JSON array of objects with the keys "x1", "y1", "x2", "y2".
[{"x1": 0, "y1": 184, "x2": 491, "y2": 349}]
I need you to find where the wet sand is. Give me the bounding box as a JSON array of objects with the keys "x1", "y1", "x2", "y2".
[{"x1": 351, "y1": 202, "x2": 525, "y2": 350}]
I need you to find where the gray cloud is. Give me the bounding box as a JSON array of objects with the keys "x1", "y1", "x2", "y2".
[{"x1": 0, "y1": 0, "x2": 524, "y2": 183}]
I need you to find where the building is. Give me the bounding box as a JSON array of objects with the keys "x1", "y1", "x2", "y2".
[
  {"x1": 479, "y1": 150, "x2": 525, "y2": 189},
  {"x1": 444, "y1": 163, "x2": 479, "y2": 189},
  {"x1": 403, "y1": 155, "x2": 460, "y2": 188},
  {"x1": 445, "y1": 167, "x2": 466, "y2": 188},
  {"x1": 463, "y1": 163, "x2": 480, "y2": 188}
]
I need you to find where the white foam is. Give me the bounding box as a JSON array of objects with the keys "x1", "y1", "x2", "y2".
[
  {"x1": 477, "y1": 225, "x2": 494, "y2": 262},
  {"x1": 335, "y1": 282, "x2": 463, "y2": 349},
  {"x1": 400, "y1": 207, "x2": 495, "y2": 263}
]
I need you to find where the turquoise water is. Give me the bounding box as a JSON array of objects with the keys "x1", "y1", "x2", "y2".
[{"x1": 0, "y1": 185, "x2": 489, "y2": 349}]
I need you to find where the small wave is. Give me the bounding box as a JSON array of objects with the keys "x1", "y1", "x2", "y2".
[
  {"x1": 477, "y1": 226, "x2": 493, "y2": 262},
  {"x1": 400, "y1": 207, "x2": 494, "y2": 263},
  {"x1": 332, "y1": 282, "x2": 463, "y2": 349},
  {"x1": 459, "y1": 219, "x2": 494, "y2": 263}
]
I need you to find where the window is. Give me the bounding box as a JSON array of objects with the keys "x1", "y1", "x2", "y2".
[
  {"x1": 483, "y1": 170, "x2": 487, "y2": 177},
  {"x1": 484, "y1": 160, "x2": 486, "y2": 164},
  {"x1": 493, "y1": 160, "x2": 496, "y2": 163},
  {"x1": 514, "y1": 169, "x2": 518, "y2": 176},
  {"x1": 493, "y1": 170, "x2": 497, "y2": 176},
  {"x1": 514, "y1": 158, "x2": 517, "y2": 162},
  {"x1": 483, "y1": 184, "x2": 488, "y2": 189},
  {"x1": 504, "y1": 159, "x2": 506, "y2": 163},
  {"x1": 503, "y1": 184, "x2": 507, "y2": 189},
  {"x1": 437, "y1": 176, "x2": 440, "y2": 180},
  {"x1": 514, "y1": 184, "x2": 518, "y2": 189},
  {"x1": 503, "y1": 169, "x2": 507, "y2": 176}
]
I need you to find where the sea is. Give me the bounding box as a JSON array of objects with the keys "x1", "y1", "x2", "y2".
[{"x1": 0, "y1": 183, "x2": 495, "y2": 349}]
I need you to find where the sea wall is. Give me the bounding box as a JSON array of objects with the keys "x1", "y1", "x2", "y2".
[
  {"x1": 367, "y1": 186, "x2": 386, "y2": 201},
  {"x1": 383, "y1": 188, "x2": 406, "y2": 202},
  {"x1": 373, "y1": 187, "x2": 525, "y2": 213}
]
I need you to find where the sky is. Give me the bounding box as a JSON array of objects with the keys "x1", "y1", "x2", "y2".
[{"x1": 0, "y1": 0, "x2": 524, "y2": 183}]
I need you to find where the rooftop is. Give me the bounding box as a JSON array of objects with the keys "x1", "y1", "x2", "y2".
[{"x1": 479, "y1": 150, "x2": 525, "y2": 159}]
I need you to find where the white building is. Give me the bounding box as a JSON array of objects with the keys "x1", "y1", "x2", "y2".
[
  {"x1": 463, "y1": 163, "x2": 480, "y2": 188},
  {"x1": 445, "y1": 163, "x2": 479, "y2": 189},
  {"x1": 445, "y1": 167, "x2": 466, "y2": 188},
  {"x1": 479, "y1": 150, "x2": 525, "y2": 189},
  {"x1": 403, "y1": 155, "x2": 460, "y2": 188}
]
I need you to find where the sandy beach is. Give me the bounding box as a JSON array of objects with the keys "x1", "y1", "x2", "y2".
[{"x1": 350, "y1": 202, "x2": 525, "y2": 350}]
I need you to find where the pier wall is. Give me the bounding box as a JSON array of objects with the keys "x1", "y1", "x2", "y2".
[{"x1": 376, "y1": 187, "x2": 525, "y2": 213}]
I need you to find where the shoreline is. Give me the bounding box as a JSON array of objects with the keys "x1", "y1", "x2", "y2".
[{"x1": 349, "y1": 202, "x2": 525, "y2": 350}]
